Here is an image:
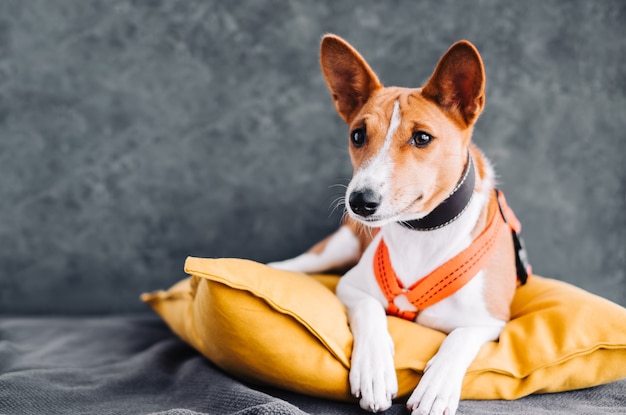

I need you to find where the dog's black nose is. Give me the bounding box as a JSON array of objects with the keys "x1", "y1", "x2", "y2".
[{"x1": 348, "y1": 189, "x2": 380, "y2": 217}]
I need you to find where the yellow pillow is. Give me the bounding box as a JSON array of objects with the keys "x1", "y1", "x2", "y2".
[{"x1": 142, "y1": 257, "x2": 626, "y2": 401}]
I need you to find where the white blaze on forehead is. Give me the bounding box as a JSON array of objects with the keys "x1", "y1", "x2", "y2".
[
  {"x1": 367, "y1": 99, "x2": 401, "y2": 168},
  {"x1": 349, "y1": 100, "x2": 402, "y2": 196},
  {"x1": 381, "y1": 100, "x2": 401, "y2": 155}
]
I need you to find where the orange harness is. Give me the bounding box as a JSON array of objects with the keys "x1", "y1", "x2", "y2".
[{"x1": 374, "y1": 190, "x2": 528, "y2": 321}]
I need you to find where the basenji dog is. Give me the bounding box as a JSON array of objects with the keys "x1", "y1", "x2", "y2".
[{"x1": 269, "y1": 34, "x2": 529, "y2": 415}]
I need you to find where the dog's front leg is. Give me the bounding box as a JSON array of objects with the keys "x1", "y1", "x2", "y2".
[
  {"x1": 337, "y1": 278, "x2": 398, "y2": 412},
  {"x1": 268, "y1": 224, "x2": 362, "y2": 273},
  {"x1": 406, "y1": 325, "x2": 504, "y2": 415}
]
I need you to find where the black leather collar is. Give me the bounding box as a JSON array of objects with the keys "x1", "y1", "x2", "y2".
[{"x1": 400, "y1": 152, "x2": 475, "y2": 231}]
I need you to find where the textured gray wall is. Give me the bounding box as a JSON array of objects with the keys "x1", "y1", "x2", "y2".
[{"x1": 0, "y1": 1, "x2": 624, "y2": 314}]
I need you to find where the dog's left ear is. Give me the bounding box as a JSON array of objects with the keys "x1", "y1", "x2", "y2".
[{"x1": 422, "y1": 41, "x2": 486, "y2": 126}]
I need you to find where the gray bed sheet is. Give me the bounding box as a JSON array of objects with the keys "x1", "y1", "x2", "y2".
[{"x1": 1, "y1": 316, "x2": 624, "y2": 415}]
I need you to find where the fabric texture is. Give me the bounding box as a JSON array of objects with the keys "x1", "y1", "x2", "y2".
[
  {"x1": 142, "y1": 257, "x2": 626, "y2": 402},
  {"x1": 1, "y1": 315, "x2": 626, "y2": 415}
]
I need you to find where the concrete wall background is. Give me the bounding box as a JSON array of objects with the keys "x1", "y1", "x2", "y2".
[{"x1": 0, "y1": 1, "x2": 624, "y2": 314}]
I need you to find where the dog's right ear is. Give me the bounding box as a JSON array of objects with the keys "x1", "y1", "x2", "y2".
[{"x1": 320, "y1": 35, "x2": 382, "y2": 124}]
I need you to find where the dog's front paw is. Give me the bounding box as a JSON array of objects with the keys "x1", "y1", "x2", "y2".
[
  {"x1": 267, "y1": 254, "x2": 326, "y2": 274},
  {"x1": 406, "y1": 354, "x2": 465, "y2": 415},
  {"x1": 266, "y1": 259, "x2": 296, "y2": 271},
  {"x1": 349, "y1": 332, "x2": 398, "y2": 413}
]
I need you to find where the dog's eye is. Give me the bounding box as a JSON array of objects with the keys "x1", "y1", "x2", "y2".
[
  {"x1": 350, "y1": 128, "x2": 367, "y2": 148},
  {"x1": 410, "y1": 131, "x2": 433, "y2": 148}
]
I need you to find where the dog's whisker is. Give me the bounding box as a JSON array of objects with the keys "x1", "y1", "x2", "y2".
[{"x1": 328, "y1": 196, "x2": 347, "y2": 219}]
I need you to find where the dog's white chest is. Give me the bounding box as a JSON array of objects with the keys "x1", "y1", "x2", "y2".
[{"x1": 348, "y1": 191, "x2": 503, "y2": 333}]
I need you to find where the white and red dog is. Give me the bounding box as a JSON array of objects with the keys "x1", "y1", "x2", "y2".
[{"x1": 270, "y1": 35, "x2": 529, "y2": 415}]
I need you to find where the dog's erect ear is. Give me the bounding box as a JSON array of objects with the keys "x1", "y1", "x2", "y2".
[
  {"x1": 422, "y1": 41, "x2": 486, "y2": 126},
  {"x1": 320, "y1": 35, "x2": 382, "y2": 124}
]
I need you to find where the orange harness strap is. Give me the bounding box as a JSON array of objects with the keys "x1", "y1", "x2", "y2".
[{"x1": 374, "y1": 190, "x2": 522, "y2": 321}]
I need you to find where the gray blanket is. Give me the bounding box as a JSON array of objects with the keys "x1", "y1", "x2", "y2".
[{"x1": 1, "y1": 316, "x2": 624, "y2": 415}]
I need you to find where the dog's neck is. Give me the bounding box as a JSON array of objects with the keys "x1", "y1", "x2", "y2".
[
  {"x1": 379, "y1": 196, "x2": 484, "y2": 290},
  {"x1": 379, "y1": 152, "x2": 491, "y2": 288},
  {"x1": 400, "y1": 152, "x2": 475, "y2": 231}
]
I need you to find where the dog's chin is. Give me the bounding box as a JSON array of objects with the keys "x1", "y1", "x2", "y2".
[
  {"x1": 348, "y1": 210, "x2": 428, "y2": 228},
  {"x1": 349, "y1": 215, "x2": 394, "y2": 228}
]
